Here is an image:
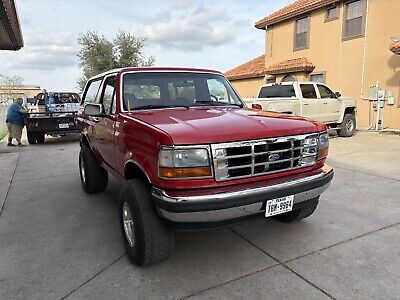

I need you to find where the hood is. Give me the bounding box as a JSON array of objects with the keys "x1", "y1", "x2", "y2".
[{"x1": 123, "y1": 107, "x2": 325, "y2": 145}]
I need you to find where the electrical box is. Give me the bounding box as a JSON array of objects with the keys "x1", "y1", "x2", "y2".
[
  {"x1": 378, "y1": 90, "x2": 386, "y2": 101},
  {"x1": 369, "y1": 86, "x2": 379, "y2": 101},
  {"x1": 386, "y1": 91, "x2": 395, "y2": 106}
]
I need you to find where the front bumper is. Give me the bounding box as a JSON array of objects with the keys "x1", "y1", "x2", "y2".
[{"x1": 152, "y1": 165, "x2": 334, "y2": 230}]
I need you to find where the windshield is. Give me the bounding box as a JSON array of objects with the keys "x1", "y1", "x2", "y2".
[
  {"x1": 122, "y1": 72, "x2": 243, "y2": 110},
  {"x1": 258, "y1": 85, "x2": 296, "y2": 98}
]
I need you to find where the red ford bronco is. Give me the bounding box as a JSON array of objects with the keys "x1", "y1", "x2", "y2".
[{"x1": 77, "y1": 67, "x2": 334, "y2": 266}]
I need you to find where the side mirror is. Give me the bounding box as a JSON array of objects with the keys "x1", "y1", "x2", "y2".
[
  {"x1": 84, "y1": 103, "x2": 103, "y2": 116},
  {"x1": 335, "y1": 92, "x2": 342, "y2": 98},
  {"x1": 252, "y1": 103, "x2": 262, "y2": 110}
]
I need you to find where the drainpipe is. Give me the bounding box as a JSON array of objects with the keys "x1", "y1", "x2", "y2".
[
  {"x1": 359, "y1": 0, "x2": 373, "y2": 128},
  {"x1": 360, "y1": 0, "x2": 370, "y2": 100}
]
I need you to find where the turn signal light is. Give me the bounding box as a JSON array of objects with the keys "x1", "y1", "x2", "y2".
[
  {"x1": 159, "y1": 167, "x2": 212, "y2": 179},
  {"x1": 317, "y1": 147, "x2": 329, "y2": 160}
]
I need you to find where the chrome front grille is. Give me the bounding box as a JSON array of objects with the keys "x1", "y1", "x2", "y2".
[{"x1": 211, "y1": 134, "x2": 318, "y2": 182}]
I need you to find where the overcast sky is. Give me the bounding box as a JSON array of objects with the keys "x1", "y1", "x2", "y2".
[{"x1": 0, "y1": 0, "x2": 291, "y2": 91}]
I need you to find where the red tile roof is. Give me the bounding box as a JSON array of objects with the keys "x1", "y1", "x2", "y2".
[
  {"x1": 265, "y1": 57, "x2": 315, "y2": 74},
  {"x1": 225, "y1": 55, "x2": 266, "y2": 80},
  {"x1": 390, "y1": 41, "x2": 400, "y2": 55},
  {"x1": 256, "y1": 0, "x2": 338, "y2": 29}
]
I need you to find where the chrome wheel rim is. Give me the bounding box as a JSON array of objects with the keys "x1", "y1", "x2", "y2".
[
  {"x1": 80, "y1": 156, "x2": 86, "y2": 183},
  {"x1": 346, "y1": 119, "x2": 354, "y2": 132},
  {"x1": 122, "y1": 202, "x2": 135, "y2": 247}
]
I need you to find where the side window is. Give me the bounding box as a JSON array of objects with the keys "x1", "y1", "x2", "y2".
[
  {"x1": 300, "y1": 84, "x2": 318, "y2": 99},
  {"x1": 207, "y1": 78, "x2": 230, "y2": 103},
  {"x1": 101, "y1": 76, "x2": 116, "y2": 115},
  {"x1": 317, "y1": 85, "x2": 336, "y2": 99},
  {"x1": 82, "y1": 79, "x2": 102, "y2": 104}
]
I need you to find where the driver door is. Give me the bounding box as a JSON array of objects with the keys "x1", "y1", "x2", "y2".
[
  {"x1": 92, "y1": 75, "x2": 117, "y2": 170},
  {"x1": 316, "y1": 84, "x2": 341, "y2": 123}
]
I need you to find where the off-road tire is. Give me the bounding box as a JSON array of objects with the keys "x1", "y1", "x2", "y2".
[
  {"x1": 27, "y1": 132, "x2": 37, "y2": 144},
  {"x1": 79, "y1": 144, "x2": 108, "y2": 193},
  {"x1": 36, "y1": 133, "x2": 45, "y2": 144},
  {"x1": 274, "y1": 197, "x2": 319, "y2": 223},
  {"x1": 119, "y1": 179, "x2": 175, "y2": 266},
  {"x1": 338, "y1": 113, "x2": 356, "y2": 137}
]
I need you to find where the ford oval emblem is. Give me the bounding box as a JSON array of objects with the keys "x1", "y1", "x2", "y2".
[{"x1": 268, "y1": 153, "x2": 280, "y2": 162}]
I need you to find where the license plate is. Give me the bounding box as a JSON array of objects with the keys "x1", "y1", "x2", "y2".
[
  {"x1": 59, "y1": 123, "x2": 69, "y2": 129},
  {"x1": 265, "y1": 195, "x2": 294, "y2": 217}
]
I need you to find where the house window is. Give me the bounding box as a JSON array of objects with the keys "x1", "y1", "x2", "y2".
[
  {"x1": 343, "y1": 0, "x2": 365, "y2": 39},
  {"x1": 309, "y1": 73, "x2": 325, "y2": 83},
  {"x1": 294, "y1": 16, "x2": 309, "y2": 50},
  {"x1": 282, "y1": 75, "x2": 296, "y2": 82},
  {"x1": 266, "y1": 77, "x2": 276, "y2": 84},
  {"x1": 325, "y1": 6, "x2": 338, "y2": 22}
]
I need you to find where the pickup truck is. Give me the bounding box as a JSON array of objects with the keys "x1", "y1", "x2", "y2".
[
  {"x1": 25, "y1": 92, "x2": 80, "y2": 144},
  {"x1": 244, "y1": 82, "x2": 357, "y2": 137},
  {"x1": 76, "y1": 67, "x2": 334, "y2": 266}
]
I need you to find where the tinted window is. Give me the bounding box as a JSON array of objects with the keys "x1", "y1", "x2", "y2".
[
  {"x1": 317, "y1": 85, "x2": 336, "y2": 99},
  {"x1": 300, "y1": 84, "x2": 317, "y2": 99},
  {"x1": 82, "y1": 80, "x2": 101, "y2": 104},
  {"x1": 258, "y1": 85, "x2": 296, "y2": 98},
  {"x1": 101, "y1": 77, "x2": 116, "y2": 114}
]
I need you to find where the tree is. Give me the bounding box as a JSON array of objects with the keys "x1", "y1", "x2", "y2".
[
  {"x1": 0, "y1": 74, "x2": 24, "y2": 104},
  {"x1": 77, "y1": 31, "x2": 154, "y2": 90}
]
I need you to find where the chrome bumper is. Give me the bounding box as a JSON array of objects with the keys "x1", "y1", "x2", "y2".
[{"x1": 152, "y1": 165, "x2": 333, "y2": 228}]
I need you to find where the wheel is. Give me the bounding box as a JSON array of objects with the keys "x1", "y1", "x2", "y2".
[
  {"x1": 274, "y1": 197, "x2": 319, "y2": 223},
  {"x1": 119, "y1": 179, "x2": 175, "y2": 266},
  {"x1": 79, "y1": 144, "x2": 108, "y2": 193},
  {"x1": 36, "y1": 133, "x2": 45, "y2": 144},
  {"x1": 27, "y1": 132, "x2": 37, "y2": 144},
  {"x1": 338, "y1": 113, "x2": 356, "y2": 137}
]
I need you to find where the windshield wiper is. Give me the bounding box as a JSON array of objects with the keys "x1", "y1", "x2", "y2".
[{"x1": 195, "y1": 100, "x2": 243, "y2": 108}]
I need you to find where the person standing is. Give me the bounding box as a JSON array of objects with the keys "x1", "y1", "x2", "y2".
[{"x1": 6, "y1": 97, "x2": 28, "y2": 147}]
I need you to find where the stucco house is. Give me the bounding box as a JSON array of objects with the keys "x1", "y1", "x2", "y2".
[{"x1": 226, "y1": 0, "x2": 400, "y2": 130}]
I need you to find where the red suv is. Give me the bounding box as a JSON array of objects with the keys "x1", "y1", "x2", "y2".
[{"x1": 77, "y1": 67, "x2": 333, "y2": 266}]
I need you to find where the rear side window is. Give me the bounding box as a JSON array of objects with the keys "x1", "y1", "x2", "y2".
[
  {"x1": 258, "y1": 85, "x2": 296, "y2": 98},
  {"x1": 300, "y1": 84, "x2": 317, "y2": 99},
  {"x1": 317, "y1": 84, "x2": 336, "y2": 99},
  {"x1": 82, "y1": 79, "x2": 102, "y2": 104}
]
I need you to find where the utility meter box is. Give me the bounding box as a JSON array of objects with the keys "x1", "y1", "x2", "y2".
[
  {"x1": 369, "y1": 86, "x2": 379, "y2": 101},
  {"x1": 387, "y1": 91, "x2": 395, "y2": 105}
]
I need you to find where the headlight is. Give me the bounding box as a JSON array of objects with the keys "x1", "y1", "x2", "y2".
[
  {"x1": 158, "y1": 147, "x2": 212, "y2": 179},
  {"x1": 300, "y1": 132, "x2": 329, "y2": 166},
  {"x1": 317, "y1": 132, "x2": 329, "y2": 160}
]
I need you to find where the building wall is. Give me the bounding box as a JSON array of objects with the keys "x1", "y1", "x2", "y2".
[
  {"x1": 265, "y1": 0, "x2": 400, "y2": 129},
  {"x1": 0, "y1": 86, "x2": 41, "y2": 101},
  {"x1": 229, "y1": 77, "x2": 265, "y2": 98}
]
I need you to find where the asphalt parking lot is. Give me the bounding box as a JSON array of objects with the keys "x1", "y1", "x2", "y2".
[{"x1": 1, "y1": 131, "x2": 400, "y2": 300}]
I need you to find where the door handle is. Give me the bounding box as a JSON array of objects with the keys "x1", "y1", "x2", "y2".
[
  {"x1": 303, "y1": 103, "x2": 309, "y2": 106},
  {"x1": 322, "y1": 102, "x2": 328, "y2": 104}
]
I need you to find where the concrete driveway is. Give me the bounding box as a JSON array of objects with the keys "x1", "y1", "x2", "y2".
[{"x1": 0, "y1": 131, "x2": 399, "y2": 300}]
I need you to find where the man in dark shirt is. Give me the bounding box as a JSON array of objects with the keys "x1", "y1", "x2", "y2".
[{"x1": 6, "y1": 97, "x2": 28, "y2": 146}]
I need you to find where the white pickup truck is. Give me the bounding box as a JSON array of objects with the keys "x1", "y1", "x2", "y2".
[{"x1": 244, "y1": 82, "x2": 357, "y2": 137}]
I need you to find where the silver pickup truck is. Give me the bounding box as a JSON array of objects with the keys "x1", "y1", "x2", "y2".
[{"x1": 244, "y1": 82, "x2": 357, "y2": 137}]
